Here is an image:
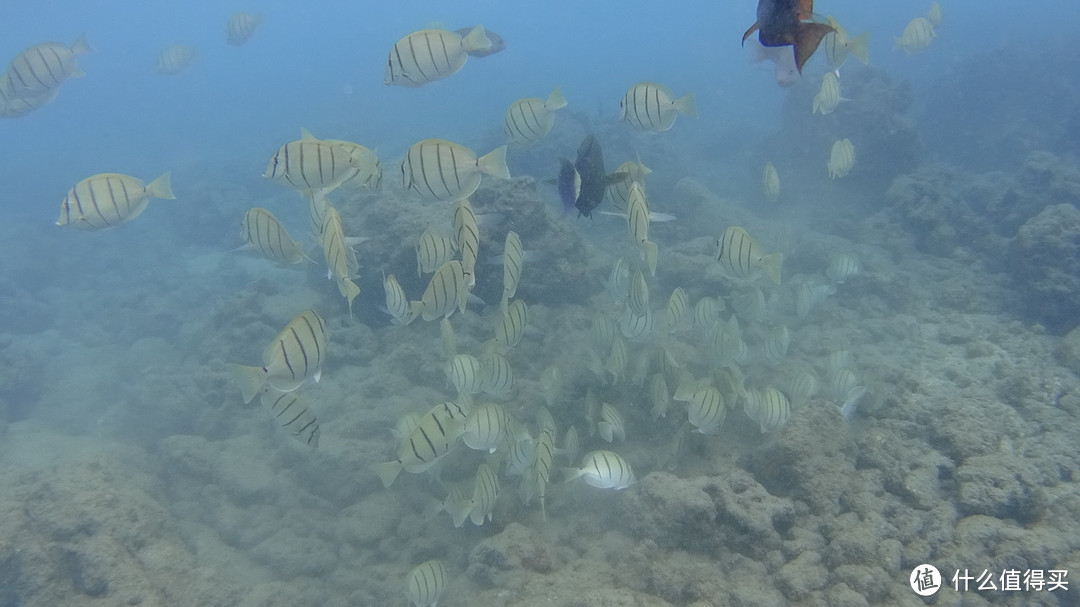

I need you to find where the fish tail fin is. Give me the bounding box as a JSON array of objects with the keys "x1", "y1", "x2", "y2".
[
  {"x1": 546, "y1": 87, "x2": 567, "y2": 110},
  {"x1": 338, "y1": 278, "x2": 360, "y2": 317},
  {"x1": 674, "y1": 93, "x2": 697, "y2": 118},
  {"x1": 230, "y1": 363, "x2": 267, "y2": 404},
  {"x1": 369, "y1": 461, "x2": 403, "y2": 488},
  {"x1": 349, "y1": 148, "x2": 379, "y2": 176},
  {"x1": 461, "y1": 25, "x2": 493, "y2": 52},
  {"x1": 642, "y1": 240, "x2": 658, "y2": 277},
  {"x1": 477, "y1": 145, "x2": 510, "y2": 180},
  {"x1": 849, "y1": 32, "x2": 870, "y2": 64},
  {"x1": 457, "y1": 272, "x2": 470, "y2": 315},
  {"x1": 794, "y1": 22, "x2": 835, "y2": 72},
  {"x1": 448, "y1": 499, "x2": 473, "y2": 528},
  {"x1": 146, "y1": 172, "x2": 176, "y2": 200},
  {"x1": 560, "y1": 467, "x2": 584, "y2": 483},
  {"x1": 71, "y1": 33, "x2": 93, "y2": 56},
  {"x1": 760, "y1": 253, "x2": 783, "y2": 285},
  {"x1": 299, "y1": 127, "x2": 317, "y2": 140}
]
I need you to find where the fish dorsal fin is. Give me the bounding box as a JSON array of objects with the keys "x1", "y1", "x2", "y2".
[
  {"x1": 741, "y1": 22, "x2": 760, "y2": 45},
  {"x1": 300, "y1": 127, "x2": 318, "y2": 141},
  {"x1": 794, "y1": 22, "x2": 835, "y2": 72}
]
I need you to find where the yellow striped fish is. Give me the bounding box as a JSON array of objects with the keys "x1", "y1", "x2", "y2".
[
  {"x1": 606, "y1": 158, "x2": 651, "y2": 212},
  {"x1": 626, "y1": 182, "x2": 658, "y2": 276},
  {"x1": 604, "y1": 335, "x2": 628, "y2": 383},
  {"x1": 649, "y1": 373, "x2": 671, "y2": 420},
  {"x1": 562, "y1": 450, "x2": 636, "y2": 490},
  {"x1": 626, "y1": 269, "x2": 650, "y2": 318},
  {"x1": 492, "y1": 298, "x2": 528, "y2": 352},
  {"x1": 479, "y1": 352, "x2": 515, "y2": 396},
  {"x1": 452, "y1": 199, "x2": 480, "y2": 285},
  {"x1": 385, "y1": 26, "x2": 491, "y2": 87},
  {"x1": 401, "y1": 139, "x2": 510, "y2": 202},
  {"x1": 319, "y1": 206, "x2": 361, "y2": 317},
  {"x1": 762, "y1": 324, "x2": 791, "y2": 367},
  {"x1": 756, "y1": 387, "x2": 791, "y2": 433},
  {"x1": 597, "y1": 402, "x2": 626, "y2": 443},
  {"x1": 418, "y1": 260, "x2": 469, "y2": 321},
  {"x1": 264, "y1": 138, "x2": 372, "y2": 193},
  {"x1": 927, "y1": 2, "x2": 943, "y2": 27},
  {"x1": 827, "y1": 138, "x2": 855, "y2": 179},
  {"x1": 693, "y1": 296, "x2": 723, "y2": 330},
  {"x1": 685, "y1": 385, "x2": 726, "y2": 435},
  {"x1": 304, "y1": 190, "x2": 328, "y2": 238},
  {"x1": 382, "y1": 273, "x2": 419, "y2": 325},
  {"x1": 501, "y1": 230, "x2": 524, "y2": 309},
  {"x1": 762, "y1": 162, "x2": 780, "y2": 201},
  {"x1": 787, "y1": 369, "x2": 819, "y2": 407},
  {"x1": 520, "y1": 427, "x2": 555, "y2": 521},
  {"x1": 812, "y1": 70, "x2": 842, "y2": 115},
  {"x1": 619, "y1": 82, "x2": 697, "y2": 132},
  {"x1": 226, "y1": 12, "x2": 263, "y2": 46},
  {"x1": 826, "y1": 253, "x2": 860, "y2": 283},
  {"x1": 446, "y1": 353, "x2": 484, "y2": 397},
  {"x1": 591, "y1": 315, "x2": 616, "y2": 357},
  {"x1": 415, "y1": 228, "x2": 455, "y2": 276},
  {"x1": 57, "y1": 172, "x2": 175, "y2": 231},
  {"x1": 895, "y1": 17, "x2": 935, "y2": 54},
  {"x1": 462, "y1": 402, "x2": 507, "y2": 453},
  {"x1": 232, "y1": 309, "x2": 328, "y2": 404},
  {"x1": 370, "y1": 401, "x2": 468, "y2": 487},
  {"x1": 299, "y1": 128, "x2": 382, "y2": 191},
  {"x1": 618, "y1": 305, "x2": 654, "y2": 341},
  {"x1": 403, "y1": 559, "x2": 449, "y2": 607},
  {"x1": 240, "y1": 207, "x2": 306, "y2": 265},
  {"x1": 155, "y1": 45, "x2": 197, "y2": 75},
  {"x1": 822, "y1": 16, "x2": 870, "y2": 68},
  {"x1": 260, "y1": 391, "x2": 320, "y2": 448},
  {"x1": 715, "y1": 226, "x2": 783, "y2": 285},
  {"x1": 2, "y1": 36, "x2": 92, "y2": 100},
  {"x1": 504, "y1": 87, "x2": 567, "y2": 145},
  {"x1": 662, "y1": 287, "x2": 687, "y2": 333},
  {"x1": 606, "y1": 256, "x2": 630, "y2": 304},
  {"x1": 0, "y1": 84, "x2": 55, "y2": 118},
  {"x1": 467, "y1": 462, "x2": 500, "y2": 526}
]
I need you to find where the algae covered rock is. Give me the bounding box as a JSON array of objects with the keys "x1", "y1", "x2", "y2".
[{"x1": 1008, "y1": 202, "x2": 1080, "y2": 333}]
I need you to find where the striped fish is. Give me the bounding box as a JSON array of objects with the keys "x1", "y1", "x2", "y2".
[
  {"x1": 462, "y1": 402, "x2": 507, "y2": 453},
  {"x1": 826, "y1": 253, "x2": 860, "y2": 283},
  {"x1": 226, "y1": 12, "x2": 263, "y2": 46},
  {"x1": 618, "y1": 305, "x2": 654, "y2": 341},
  {"x1": 812, "y1": 70, "x2": 842, "y2": 115},
  {"x1": 479, "y1": 352, "x2": 515, "y2": 396},
  {"x1": 709, "y1": 316, "x2": 748, "y2": 367},
  {"x1": 597, "y1": 402, "x2": 626, "y2": 443},
  {"x1": 619, "y1": 82, "x2": 697, "y2": 132},
  {"x1": 156, "y1": 45, "x2": 197, "y2": 75},
  {"x1": 241, "y1": 207, "x2": 306, "y2": 265},
  {"x1": 385, "y1": 26, "x2": 491, "y2": 87},
  {"x1": 501, "y1": 230, "x2": 524, "y2": 308},
  {"x1": 756, "y1": 387, "x2": 791, "y2": 434},
  {"x1": 382, "y1": 273, "x2": 419, "y2": 325},
  {"x1": 604, "y1": 335, "x2": 628, "y2": 383},
  {"x1": 606, "y1": 158, "x2": 651, "y2": 212},
  {"x1": 762, "y1": 162, "x2": 780, "y2": 201},
  {"x1": 822, "y1": 16, "x2": 869, "y2": 68},
  {"x1": 662, "y1": 287, "x2": 687, "y2": 333},
  {"x1": 446, "y1": 353, "x2": 484, "y2": 397},
  {"x1": 418, "y1": 260, "x2": 469, "y2": 321},
  {"x1": 540, "y1": 364, "x2": 561, "y2": 407},
  {"x1": 829, "y1": 367, "x2": 862, "y2": 401},
  {"x1": 501, "y1": 421, "x2": 534, "y2": 477},
  {"x1": 299, "y1": 128, "x2": 382, "y2": 191},
  {"x1": 827, "y1": 138, "x2": 855, "y2": 179},
  {"x1": 927, "y1": 2, "x2": 943, "y2": 27},
  {"x1": 264, "y1": 138, "x2": 373, "y2": 193},
  {"x1": 895, "y1": 17, "x2": 935, "y2": 54},
  {"x1": 400, "y1": 139, "x2": 510, "y2": 202},
  {"x1": 649, "y1": 373, "x2": 671, "y2": 420},
  {"x1": 560, "y1": 425, "x2": 580, "y2": 465},
  {"x1": 693, "y1": 296, "x2": 723, "y2": 330},
  {"x1": 0, "y1": 83, "x2": 56, "y2": 118},
  {"x1": 562, "y1": 450, "x2": 636, "y2": 490},
  {"x1": 304, "y1": 190, "x2": 329, "y2": 238},
  {"x1": 685, "y1": 385, "x2": 726, "y2": 435},
  {"x1": 370, "y1": 401, "x2": 468, "y2": 487},
  {"x1": 319, "y1": 206, "x2": 361, "y2": 317},
  {"x1": 403, "y1": 559, "x2": 449, "y2": 607},
  {"x1": 535, "y1": 406, "x2": 557, "y2": 437},
  {"x1": 715, "y1": 226, "x2": 783, "y2": 285},
  {"x1": 1, "y1": 36, "x2": 92, "y2": 100},
  {"x1": 732, "y1": 286, "x2": 767, "y2": 323},
  {"x1": 493, "y1": 298, "x2": 528, "y2": 352},
  {"x1": 761, "y1": 324, "x2": 791, "y2": 367},
  {"x1": 607, "y1": 256, "x2": 630, "y2": 304},
  {"x1": 391, "y1": 412, "x2": 423, "y2": 445},
  {"x1": 57, "y1": 172, "x2": 175, "y2": 231},
  {"x1": 260, "y1": 391, "x2": 320, "y2": 448},
  {"x1": 448, "y1": 462, "x2": 500, "y2": 527},
  {"x1": 452, "y1": 199, "x2": 480, "y2": 284},
  {"x1": 626, "y1": 269, "x2": 650, "y2": 318},
  {"x1": 504, "y1": 87, "x2": 567, "y2": 145},
  {"x1": 231, "y1": 309, "x2": 328, "y2": 404},
  {"x1": 416, "y1": 228, "x2": 455, "y2": 276},
  {"x1": 825, "y1": 349, "x2": 854, "y2": 376},
  {"x1": 626, "y1": 183, "x2": 658, "y2": 276},
  {"x1": 520, "y1": 427, "x2": 555, "y2": 521},
  {"x1": 591, "y1": 315, "x2": 616, "y2": 357},
  {"x1": 787, "y1": 369, "x2": 819, "y2": 407}
]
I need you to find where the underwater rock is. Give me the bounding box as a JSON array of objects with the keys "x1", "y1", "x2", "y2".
[
  {"x1": 955, "y1": 455, "x2": 1048, "y2": 523},
  {"x1": 1008, "y1": 202, "x2": 1080, "y2": 333},
  {"x1": 617, "y1": 472, "x2": 718, "y2": 552},
  {"x1": 467, "y1": 522, "x2": 559, "y2": 587}
]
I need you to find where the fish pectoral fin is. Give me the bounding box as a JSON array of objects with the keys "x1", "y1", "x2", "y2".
[
  {"x1": 741, "y1": 22, "x2": 760, "y2": 45},
  {"x1": 601, "y1": 171, "x2": 631, "y2": 188}
]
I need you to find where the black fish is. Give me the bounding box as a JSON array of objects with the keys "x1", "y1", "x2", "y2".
[
  {"x1": 741, "y1": 0, "x2": 834, "y2": 73},
  {"x1": 557, "y1": 135, "x2": 628, "y2": 218},
  {"x1": 455, "y1": 27, "x2": 506, "y2": 58}
]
